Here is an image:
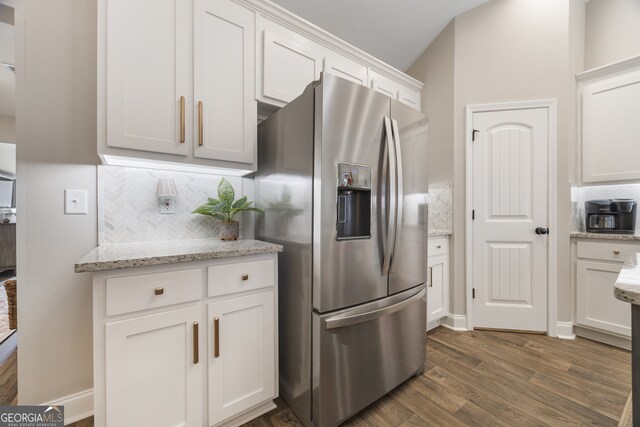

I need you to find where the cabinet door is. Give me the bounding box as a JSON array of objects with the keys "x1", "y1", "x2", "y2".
[
  {"x1": 582, "y1": 69, "x2": 640, "y2": 182},
  {"x1": 369, "y1": 69, "x2": 400, "y2": 100},
  {"x1": 105, "y1": 306, "x2": 202, "y2": 427},
  {"x1": 399, "y1": 86, "x2": 421, "y2": 110},
  {"x1": 427, "y1": 255, "x2": 448, "y2": 324},
  {"x1": 194, "y1": 0, "x2": 256, "y2": 163},
  {"x1": 208, "y1": 291, "x2": 275, "y2": 426},
  {"x1": 261, "y1": 23, "x2": 324, "y2": 104},
  {"x1": 324, "y1": 53, "x2": 368, "y2": 86},
  {"x1": 576, "y1": 260, "x2": 631, "y2": 336},
  {"x1": 106, "y1": 0, "x2": 190, "y2": 155}
]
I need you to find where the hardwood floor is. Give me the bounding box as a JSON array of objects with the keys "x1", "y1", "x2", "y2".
[{"x1": 1, "y1": 327, "x2": 631, "y2": 426}]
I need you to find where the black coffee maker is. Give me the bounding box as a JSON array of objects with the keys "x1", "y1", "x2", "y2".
[{"x1": 585, "y1": 199, "x2": 637, "y2": 234}]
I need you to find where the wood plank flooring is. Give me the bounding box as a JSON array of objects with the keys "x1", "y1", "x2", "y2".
[{"x1": 0, "y1": 327, "x2": 631, "y2": 426}]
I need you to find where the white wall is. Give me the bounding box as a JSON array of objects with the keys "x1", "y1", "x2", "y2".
[
  {"x1": 585, "y1": 0, "x2": 640, "y2": 70},
  {"x1": 406, "y1": 20, "x2": 455, "y2": 185},
  {"x1": 15, "y1": 0, "x2": 98, "y2": 406}
]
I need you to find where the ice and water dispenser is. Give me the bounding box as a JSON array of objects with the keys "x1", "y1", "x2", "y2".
[{"x1": 336, "y1": 163, "x2": 371, "y2": 240}]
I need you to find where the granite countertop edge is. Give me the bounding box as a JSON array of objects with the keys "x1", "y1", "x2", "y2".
[
  {"x1": 614, "y1": 253, "x2": 640, "y2": 305},
  {"x1": 570, "y1": 231, "x2": 640, "y2": 241},
  {"x1": 429, "y1": 230, "x2": 452, "y2": 237},
  {"x1": 75, "y1": 239, "x2": 284, "y2": 273}
]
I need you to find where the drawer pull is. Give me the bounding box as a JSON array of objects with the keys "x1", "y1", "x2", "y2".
[
  {"x1": 429, "y1": 267, "x2": 433, "y2": 287},
  {"x1": 436, "y1": 245, "x2": 442, "y2": 250},
  {"x1": 613, "y1": 250, "x2": 621, "y2": 255},
  {"x1": 214, "y1": 317, "x2": 220, "y2": 358},
  {"x1": 154, "y1": 287, "x2": 164, "y2": 295},
  {"x1": 193, "y1": 321, "x2": 199, "y2": 364},
  {"x1": 241, "y1": 274, "x2": 249, "y2": 281}
]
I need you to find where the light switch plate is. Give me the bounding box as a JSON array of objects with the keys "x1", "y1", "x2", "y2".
[{"x1": 65, "y1": 189, "x2": 88, "y2": 214}]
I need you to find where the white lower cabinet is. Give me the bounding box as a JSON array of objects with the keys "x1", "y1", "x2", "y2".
[
  {"x1": 574, "y1": 240, "x2": 639, "y2": 343},
  {"x1": 427, "y1": 236, "x2": 449, "y2": 329},
  {"x1": 93, "y1": 254, "x2": 279, "y2": 427},
  {"x1": 208, "y1": 291, "x2": 275, "y2": 426},
  {"x1": 105, "y1": 306, "x2": 203, "y2": 427},
  {"x1": 576, "y1": 260, "x2": 631, "y2": 337}
]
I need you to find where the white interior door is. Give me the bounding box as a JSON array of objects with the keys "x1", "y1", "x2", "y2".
[{"x1": 472, "y1": 108, "x2": 549, "y2": 331}]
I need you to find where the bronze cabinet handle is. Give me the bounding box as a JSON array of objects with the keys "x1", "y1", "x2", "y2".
[
  {"x1": 214, "y1": 317, "x2": 220, "y2": 358},
  {"x1": 241, "y1": 274, "x2": 249, "y2": 281},
  {"x1": 428, "y1": 267, "x2": 433, "y2": 287},
  {"x1": 179, "y1": 96, "x2": 185, "y2": 143},
  {"x1": 193, "y1": 321, "x2": 199, "y2": 364},
  {"x1": 613, "y1": 250, "x2": 621, "y2": 255},
  {"x1": 198, "y1": 101, "x2": 203, "y2": 147},
  {"x1": 155, "y1": 287, "x2": 164, "y2": 295}
]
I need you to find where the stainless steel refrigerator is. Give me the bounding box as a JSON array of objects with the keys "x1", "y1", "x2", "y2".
[{"x1": 255, "y1": 73, "x2": 428, "y2": 427}]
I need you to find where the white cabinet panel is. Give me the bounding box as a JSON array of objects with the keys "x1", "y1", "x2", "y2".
[
  {"x1": 261, "y1": 21, "x2": 324, "y2": 104},
  {"x1": 105, "y1": 305, "x2": 202, "y2": 427},
  {"x1": 369, "y1": 69, "x2": 400, "y2": 100},
  {"x1": 399, "y1": 86, "x2": 421, "y2": 110},
  {"x1": 323, "y1": 54, "x2": 368, "y2": 86},
  {"x1": 576, "y1": 260, "x2": 631, "y2": 336},
  {"x1": 427, "y1": 254, "x2": 448, "y2": 324},
  {"x1": 106, "y1": 0, "x2": 190, "y2": 155},
  {"x1": 194, "y1": 0, "x2": 256, "y2": 163},
  {"x1": 207, "y1": 258, "x2": 275, "y2": 297},
  {"x1": 208, "y1": 290, "x2": 276, "y2": 426},
  {"x1": 582, "y1": 68, "x2": 640, "y2": 183}
]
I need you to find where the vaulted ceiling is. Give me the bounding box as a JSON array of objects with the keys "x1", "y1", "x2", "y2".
[{"x1": 270, "y1": 0, "x2": 491, "y2": 71}]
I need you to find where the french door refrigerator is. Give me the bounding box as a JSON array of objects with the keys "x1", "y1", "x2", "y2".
[{"x1": 256, "y1": 73, "x2": 428, "y2": 427}]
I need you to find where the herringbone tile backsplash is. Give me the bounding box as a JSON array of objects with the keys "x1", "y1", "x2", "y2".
[
  {"x1": 98, "y1": 166, "x2": 253, "y2": 244},
  {"x1": 428, "y1": 183, "x2": 452, "y2": 233}
]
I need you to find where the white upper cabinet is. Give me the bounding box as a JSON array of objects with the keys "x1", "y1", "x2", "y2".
[
  {"x1": 369, "y1": 69, "x2": 421, "y2": 110},
  {"x1": 106, "y1": 0, "x2": 190, "y2": 155},
  {"x1": 579, "y1": 59, "x2": 640, "y2": 183},
  {"x1": 259, "y1": 18, "x2": 324, "y2": 106},
  {"x1": 194, "y1": 0, "x2": 256, "y2": 164},
  {"x1": 369, "y1": 69, "x2": 400, "y2": 99},
  {"x1": 323, "y1": 53, "x2": 368, "y2": 87}
]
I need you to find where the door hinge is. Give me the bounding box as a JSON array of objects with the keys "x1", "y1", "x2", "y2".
[
  {"x1": 472, "y1": 288, "x2": 476, "y2": 299},
  {"x1": 472, "y1": 129, "x2": 479, "y2": 142},
  {"x1": 472, "y1": 209, "x2": 475, "y2": 220}
]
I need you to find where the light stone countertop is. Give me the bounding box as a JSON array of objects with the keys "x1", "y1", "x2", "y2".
[
  {"x1": 570, "y1": 232, "x2": 640, "y2": 241},
  {"x1": 75, "y1": 239, "x2": 283, "y2": 273},
  {"x1": 429, "y1": 230, "x2": 452, "y2": 237},
  {"x1": 614, "y1": 253, "x2": 640, "y2": 305}
]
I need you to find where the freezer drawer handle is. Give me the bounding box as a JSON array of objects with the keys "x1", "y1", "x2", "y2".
[{"x1": 324, "y1": 288, "x2": 425, "y2": 330}]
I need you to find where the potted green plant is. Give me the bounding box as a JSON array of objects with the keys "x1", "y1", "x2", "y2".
[{"x1": 192, "y1": 178, "x2": 263, "y2": 241}]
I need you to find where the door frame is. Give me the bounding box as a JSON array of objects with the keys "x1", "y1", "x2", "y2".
[{"x1": 465, "y1": 100, "x2": 558, "y2": 336}]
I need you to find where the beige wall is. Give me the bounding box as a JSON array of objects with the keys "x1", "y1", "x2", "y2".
[
  {"x1": 16, "y1": 0, "x2": 98, "y2": 405},
  {"x1": 406, "y1": 20, "x2": 455, "y2": 185},
  {"x1": 0, "y1": 114, "x2": 15, "y2": 142},
  {"x1": 408, "y1": 0, "x2": 585, "y2": 325},
  {"x1": 585, "y1": 0, "x2": 640, "y2": 70}
]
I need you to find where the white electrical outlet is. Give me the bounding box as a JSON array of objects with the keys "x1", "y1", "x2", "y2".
[{"x1": 65, "y1": 189, "x2": 88, "y2": 214}]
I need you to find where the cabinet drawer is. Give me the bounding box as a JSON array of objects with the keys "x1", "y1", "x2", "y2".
[
  {"x1": 576, "y1": 241, "x2": 640, "y2": 262},
  {"x1": 208, "y1": 259, "x2": 275, "y2": 297},
  {"x1": 428, "y1": 237, "x2": 448, "y2": 257},
  {"x1": 106, "y1": 269, "x2": 202, "y2": 316}
]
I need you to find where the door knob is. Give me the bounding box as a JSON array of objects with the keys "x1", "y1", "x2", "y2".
[{"x1": 535, "y1": 227, "x2": 549, "y2": 235}]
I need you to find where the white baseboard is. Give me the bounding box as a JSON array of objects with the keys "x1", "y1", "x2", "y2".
[
  {"x1": 426, "y1": 320, "x2": 441, "y2": 332},
  {"x1": 43, "y1": 388, "x2": 93, "y2": 426},
  {"x1": 440, "y1": 314, "x2": 468, "y2": 331},
  {"x1": 556, "y1": 321, "x2": 576, "y2": 340}
]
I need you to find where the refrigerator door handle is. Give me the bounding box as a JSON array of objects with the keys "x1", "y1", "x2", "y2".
[
  {"x1": 390, "y1": 119, "x2": 404, "y2": 272},
  {"x1": 323, "y1": 288, "x2": 426, "y2": 329},
  {"x1": 382, "y1": 117, "x2": 396, "y2": 276}
]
